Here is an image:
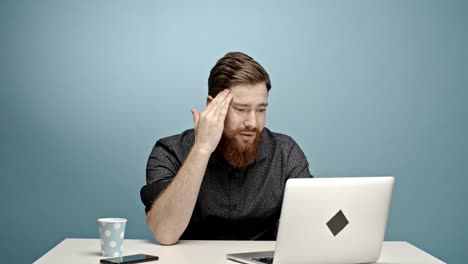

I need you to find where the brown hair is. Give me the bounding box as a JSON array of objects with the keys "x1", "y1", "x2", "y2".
[{"x1": 208, "y1": 52, "x2": 271, "y2": 97}]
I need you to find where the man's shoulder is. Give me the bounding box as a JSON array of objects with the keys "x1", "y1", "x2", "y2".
[
  {"x1": 264, "y1": 128, "x2": 297, "y2": 146},
  {"x1": 155, "y1": 129, "x2": 195, "y2": 151},
  {"x1": 159, "y1": 129, "x2": 194, "y2": 142}
]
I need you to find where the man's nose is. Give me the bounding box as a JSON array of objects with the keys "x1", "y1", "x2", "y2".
[{"x1": 243, "y1": 111, "x2": 257, "y2": 129}]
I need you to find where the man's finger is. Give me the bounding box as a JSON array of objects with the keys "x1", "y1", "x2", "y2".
[
  {"x1": 191, "y1": 109, "x2": 200, "y2": 127},
  {"x1": 205, "y1": 89, "x2": 229, "y2": 115},
  {"x1": 217, "y1": 93, "x2": 233, "y2": 121},
  {"x1": 211, "y1": 90, "x2": 232, "y2": 118}
]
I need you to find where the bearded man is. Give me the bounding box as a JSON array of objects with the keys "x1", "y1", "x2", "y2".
[{"x1": 140, "y1": 52, "x2": 312, "y2": 245}]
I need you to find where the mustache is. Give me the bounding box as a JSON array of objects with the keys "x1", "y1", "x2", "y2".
[
  {"x1": 239, "y1": 128, "x2": 258, "y2": 133},
  {"x1": 225, "y1": 128, "x2": 260, "y2": 137}
]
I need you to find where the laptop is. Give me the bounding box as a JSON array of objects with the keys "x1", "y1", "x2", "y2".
[{"x1": 226, "y1": 176, "x2": 395, "y2": 264}]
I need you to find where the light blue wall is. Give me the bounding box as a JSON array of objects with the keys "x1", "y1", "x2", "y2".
[{"x1": 1, "y1": 1, "x2": 466, "y2": 263}]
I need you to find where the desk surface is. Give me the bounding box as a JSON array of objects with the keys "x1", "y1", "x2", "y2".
[{"x1": 34, "y1": 239, "x2": 445, "y2": 264}]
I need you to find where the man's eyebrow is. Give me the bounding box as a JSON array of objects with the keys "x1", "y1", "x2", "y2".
[{"x1": 231, "y1": 102, "x2": 269, "y2": 107}]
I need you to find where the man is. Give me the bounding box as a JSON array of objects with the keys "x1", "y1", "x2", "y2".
[{"x1": 140, "y1": 52, "x2": 312, "y2": 245}]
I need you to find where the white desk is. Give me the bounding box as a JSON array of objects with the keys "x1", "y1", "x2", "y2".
[{"x1": 34, "y1": 239, "x2": 445, "y2": 264}]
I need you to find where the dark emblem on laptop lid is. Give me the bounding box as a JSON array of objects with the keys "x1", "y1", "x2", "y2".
[{"x1": 326, "y1": 210, "x2": 349, "y2": 236}]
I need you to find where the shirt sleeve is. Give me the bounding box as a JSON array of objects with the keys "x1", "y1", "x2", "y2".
[
  {"x1": 286, "y1": 139, "x2": 313, "y2": 179},
  {"x1": 140, "y1": 140, "x2": 182, "y2": 214}
]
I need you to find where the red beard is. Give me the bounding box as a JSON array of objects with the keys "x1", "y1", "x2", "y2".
[{"x1": 217, "y1": 128, "x2": 263, "y2": 169}]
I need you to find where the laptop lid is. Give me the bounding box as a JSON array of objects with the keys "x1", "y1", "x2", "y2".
[{"x1": 274, "y1": 176, "x2": 394, "y2": 264}]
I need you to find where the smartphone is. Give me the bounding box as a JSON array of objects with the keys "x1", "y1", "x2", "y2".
[{"x1": 100, "y1": 254, "x2": 159, "y2": 264}]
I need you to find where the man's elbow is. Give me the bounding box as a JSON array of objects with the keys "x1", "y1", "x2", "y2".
[
  {"x1": 146, "y1": 215, "x2": 179, "y2": 246},
  {"x1": 153, "y1": 233, "x2": 179, "y2": 246},
  {"x1": 150, "y1": 226, "x2": 180, "y2": 245}
]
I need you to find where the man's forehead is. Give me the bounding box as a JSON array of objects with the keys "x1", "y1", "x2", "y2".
[
  {"x1": 229, "y1": 85, "x2": 268, "y2": 106},
  {"x1": 230, "y1": 92, "x2": 268, "y2": 106},
  {"x1": 231, "y1": 100, "x2": 268, "y2": 107}
]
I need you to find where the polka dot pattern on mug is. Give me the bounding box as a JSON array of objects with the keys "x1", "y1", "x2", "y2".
[{"x1": 98, "y1": 218, "x2": 127, "y2": 257}]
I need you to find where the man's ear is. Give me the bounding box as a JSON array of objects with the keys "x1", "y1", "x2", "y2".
[{"x1": 206, "y1": 96, "x2": 214, "y2": 107}]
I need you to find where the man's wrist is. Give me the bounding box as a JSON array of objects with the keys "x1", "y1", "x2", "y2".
[{"x1": 191, "y1": 143, "x2": 214, "y2": 157}]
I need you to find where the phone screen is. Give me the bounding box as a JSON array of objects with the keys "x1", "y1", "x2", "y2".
[{"x1": 100, "y1": 254, "x2": 159, "y2": 264}]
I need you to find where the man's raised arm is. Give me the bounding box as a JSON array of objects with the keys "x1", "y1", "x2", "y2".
[{"x1": 145, "y1": 90, "x2": 232, "y2": 245}]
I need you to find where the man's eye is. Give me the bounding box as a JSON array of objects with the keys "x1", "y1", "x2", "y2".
[
  {"x1": 236, "y1": 108, "x2": 247, "y2": 112},
  {"x1": 257, "y1": 108, "x2": 266, "y2": 113}
]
